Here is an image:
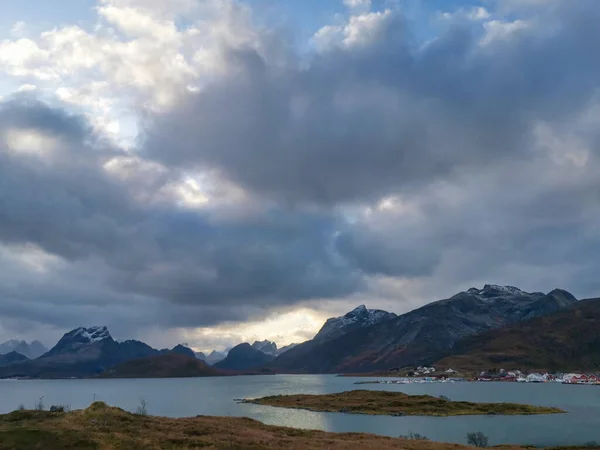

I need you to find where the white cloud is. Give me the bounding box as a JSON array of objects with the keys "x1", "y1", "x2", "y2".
[
  {"x1": 314, "y1": 9, "x2": 393, "y2": 51},
  {"x1": 469, "y1": 7, "x2": 491, "y2": 20},
  {"x1": 0, "y1": 0, "x2": 266, "y2": 145},
  {"x1": 344, "y1": 0, "x2": 371, "y2": 10},
  {"x1": 481, "y1": 19, "x2": 529, "y2": 45},
  {"x1": 440, "y1": 6, "x2": 491, "y2": 22},
  {"x1": 17, "y1": 84, "x2": 37, "y2": 92},
  {"x1": 3, "y1": 128, "x2": 59, "y2": 157}
]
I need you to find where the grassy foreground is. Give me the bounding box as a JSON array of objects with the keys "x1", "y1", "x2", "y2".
[
  {"x1": 0, "y1": 403, "x2": 593, "y2": 450},
  {"x1": 244, "y1": 390, "x2": 565, "y2": 417}
]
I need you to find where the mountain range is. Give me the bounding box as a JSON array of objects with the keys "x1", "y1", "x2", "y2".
[
  {"x1": 270, "y1": 285, "x2": 578, "y2": 373},
  {"x1": 0, "y1": 284, "x2": 592, "y2": 378},
  {"x1": 0, "y1": 326, "x2": 203, "y2": 378},
  {"x1": 0, "y1": 340, "x2": 47, "y2": 359}
]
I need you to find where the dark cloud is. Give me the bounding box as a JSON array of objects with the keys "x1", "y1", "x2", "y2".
[
  {"x1": 2, "y1": 0, "x2": 600, "y2": 345},
  {"x1": 144, "y1": 1, "x2": 600, "y2": 205},
  {"x1": 0, "y1": 99, "x2": 361, "y2": 336}
]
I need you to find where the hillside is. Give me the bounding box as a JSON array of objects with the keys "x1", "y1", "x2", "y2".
[
  {"x1": 0, "y1": 352, "x2": 29, "y2": 367},
  {"x1": 436, "y1": 298, "x2": 600, "y2": 372},
  {"x1": 271, "y1": 285, "x2": 578, "y2": 373},
  {"x1": 99, "y1": 354, "x2": 225, "y2": 378},
  {"x1": 214, "y1": 343, "x2": 274, "y2": 371},
  {"x1": 0, "y1": 403, "x2": 590, "y2": 450}
]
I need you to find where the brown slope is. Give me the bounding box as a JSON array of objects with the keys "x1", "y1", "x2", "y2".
[
  {"x1": 435, "y1": 298, "x2": 600, "y2": 372},
  {"x1": 99, "y1": 354, "x2": 226, "y2": 378},
  {"x1": 2, "y1": 402, "x2": 587, "y2": 450}
]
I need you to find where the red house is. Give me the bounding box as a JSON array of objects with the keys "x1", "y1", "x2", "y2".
[{"x1": 570, "y1": 374, "x2": 589, "y2": 384}]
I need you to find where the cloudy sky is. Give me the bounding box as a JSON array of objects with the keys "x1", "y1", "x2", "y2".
[{"x1": 1, "y1": 0, "x2": 599, "y2": 352}]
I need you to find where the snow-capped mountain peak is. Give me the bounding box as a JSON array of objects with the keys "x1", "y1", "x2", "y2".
[
  {"x1": 72, "y1": 326, "x2": 111, "y2": 343},
  {"x1": 466, "y1": 285, "x2": 526, "y2": 299},
  {"x1": 314, "y1": 305, "x2": 397, "y2": 341}
]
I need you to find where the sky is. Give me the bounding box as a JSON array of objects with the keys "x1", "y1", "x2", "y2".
[{"x1": 1, "y1": 0, "x2": 600, "y2": 352}]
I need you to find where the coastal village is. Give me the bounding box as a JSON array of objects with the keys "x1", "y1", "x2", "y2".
[
  {"x1": 475, "y1": 368, "x2": 600, "y2": 385},
  {"x1": 366, "y1": 366, "x2": 600, "y2": 385}
]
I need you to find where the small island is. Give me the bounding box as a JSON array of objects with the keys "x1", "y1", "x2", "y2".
[{"x1": 240, "y1": 390, "x2": 565, "y2": 416}]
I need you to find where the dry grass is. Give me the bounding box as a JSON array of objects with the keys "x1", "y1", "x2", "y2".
[
  {"x1": 0, "y1": 402, "x2": 590, "y2": 450},
  {"x1": 246, "y1": 390, "x2": 564, "y2": 417}
]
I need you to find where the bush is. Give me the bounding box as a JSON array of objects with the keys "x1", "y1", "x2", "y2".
[
  {"x1": 467, "y1": 431, "x2": 489, "y2": 448},
  {"x1": 34, "y1": 397, "x2": 45, "y2": 411},
  {"x1": 585, "y1": 442, "x2": 599, "y2": 448},
  {"x1": 439, "y1": 395, "x2": 451, "y2": 401},
  {"x1": 49, "y1": 404, "x2": 71, "y2": 413},
  {"x1": 17, "y1": 404, "x2": 25, "y2": 411},
  {"x1": 400, "y1": 431, "x2": 430, "y2": 441},
  {"x1": 136, "y1": 399, "x2": 148, "y2": 416}
]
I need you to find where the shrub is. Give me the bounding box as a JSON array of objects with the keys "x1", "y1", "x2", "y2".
[
  {"x1": 439, "y1": 395, "x2": 451, "y2": 401},
  {"x1": 136, "y1": 399, "x2": 148, "y2": 416},
  {"x1": 585, "y1": 442, "x2": 599, "y2": 448},
  {"x1": 49, "y1": 404, "x2": 71, "y2": 413},
  {"x1": 34, "y1": 397, "x2": 45, "y2": 411},
  {"x1": 466, "y1": 431, "x2": 489, "y2": 447},
  {"x1": 17, "y1": 404, "x2": 25, "y2": 411},
  {"x1": 400, "y1": 431, "x2": 430, "y2": 441}
]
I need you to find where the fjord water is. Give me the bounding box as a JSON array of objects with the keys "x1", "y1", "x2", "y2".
[{"x1": 1, "y1": 375, "x2": 599, "y2": 447}]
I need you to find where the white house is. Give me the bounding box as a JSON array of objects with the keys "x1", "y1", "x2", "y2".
[{"x1": 527, "y1": 373, "x2": 547, "y2": 383}]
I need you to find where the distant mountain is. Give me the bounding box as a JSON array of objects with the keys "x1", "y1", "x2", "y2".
[
  {"x1": 213, "y1": 343, "x2": 274, "y2": 371},
  {"x1": 0, "y1": 326, "x2": 199, "y2": 378},
  {"x1": 169, "y1": 344, "x2": 197, "y2": 359},
  {"x1": 100, "y1": 354, "x2": 226, "y2": 378},
  {"x1": 0, "y1": 351, "x2": 29, "y2": 367},
  {"x1": 271, "y1": 286, "x2": 578, "y2": 373},
  {"x1": 314, "y1": 305, "x2": 397, "y2": 342},
  {"x1": 195, "y1": 351, "x2": 207, "y2": 360},
  {"x1": 252, "y1": 340, "x2": 278, "y2": 356},
  {"x1": 436, "y1": 297, "x2": 600, "y2": 372},
  {"x1": 0, "y1": 340, "x2": 47, "y2": 359},
  {"x1": 205, "y1": 350, "x2": 227, "y2": 365}
]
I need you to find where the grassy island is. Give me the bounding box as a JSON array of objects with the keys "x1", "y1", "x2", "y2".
[
  {"x1": 242, "y1": 390, "x2": 565, "y2": 417},
  {"x1": 0, "y1": 402, "x2": 591, "y2": 450}
]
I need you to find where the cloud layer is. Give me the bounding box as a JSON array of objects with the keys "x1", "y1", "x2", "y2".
[{"x1": 1, "y1": 0, "x2": 600, "y2": 348}]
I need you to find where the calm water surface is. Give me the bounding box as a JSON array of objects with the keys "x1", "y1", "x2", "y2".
[{"x1": 1, "y1": 375, "x2": 598, "y2": 447}]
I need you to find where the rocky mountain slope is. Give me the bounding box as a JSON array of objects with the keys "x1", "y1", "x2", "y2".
[
  {"x1": 435, "y1": 297, "x2": 600, "y2": 372},
  {"x1": 251, "y1": 340, "x2": 278, "y2": 356},
  {"x1": 0, "y1": 340, "x2": 47, "y2": 359},
  {"x1": 0, "y1": 326, "x2": 196, "y2": 378},
  {"x1": 276, "y1": 343, "x2": 299, "y2": 355},
  {"x1": 314, "y1": 305, "x2": 397, "y2": 342},
  {"x1": 271, "y1": 285, "x2": 578, "y2": 373},
  {"x1": 214, "y1": 343, "x2": 274, "y2": 371}
]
